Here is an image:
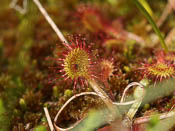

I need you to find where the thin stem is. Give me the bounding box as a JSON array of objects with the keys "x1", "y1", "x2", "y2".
[
  {"x1": 10, "y1": 0, "x2": 28, "y2": 14},
  {"x1": 32, "y1": 0, "x2": 68, "y2": 44},
  {"x1": 120, "y1": 82, "x2": 143, "y2": 103},
  {"x1": 44, "y1": 107, "x2": 55, "y2": 131},
  {"x1": 165, "y1": 27, "x2": 175, "y2": 45},
  {"x1": 134, "y1": 110, "x2": 175, "y2": 124},
  {"x1": 53, "y1": 91, "x2": 140, "y2": 130},
  {"x1": 126, "y1": 85, "x2": 145, "y2": 120},
  {"x1": 113, "y1": 99, "x2": 140, "y2": 106},
  {"x1": 157, "y1": 3, "x2": 172, "y2": 27},
  {"x1": 88, "y1": 79, "x2": 119, "y2": 119},
  {"x1": 125, "y1": 31, "x2": 145, "y2": 45},
  {"x1": 54, "y1": 92, "x2": 97, "y2": 131}
]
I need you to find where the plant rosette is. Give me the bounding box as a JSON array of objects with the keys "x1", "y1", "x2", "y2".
[
  {"x1": 139, "y1": 59, "x2": 175, "y2": 85},
  {"x1": 51, "y1": 36, "x2": 97, "y2": 89}
]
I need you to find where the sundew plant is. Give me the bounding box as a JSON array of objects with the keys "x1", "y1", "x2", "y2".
[{"x1": 0, "y1": 0, "x2": 175, "y2": 131}]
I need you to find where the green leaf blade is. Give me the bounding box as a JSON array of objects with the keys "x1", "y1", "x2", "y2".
[{"x1": 133, "y1": 0, "x2": 168, "y2": 52}]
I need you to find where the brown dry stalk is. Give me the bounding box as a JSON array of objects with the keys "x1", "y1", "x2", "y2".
[
  {"x1": 157, "y1": 3, "x2": 172, "y2": 27},
  {"x1": 10, "y1": 0, "x2": 28, "y2": 14},
  {"x1": 165, "y1": 28, "x2": 175, "y2": 45},
  {"x1": 44, "y1": 107, "x2": 55, "y2": 131},
  {"x1": 32, "y1": 0, "x2": 68, "y2": 44},
  {"x1": 134, "y1": 110, "x2": 175, "y2": 125}
]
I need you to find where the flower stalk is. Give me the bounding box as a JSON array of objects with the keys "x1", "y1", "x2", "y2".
[
  {"x1": 88, "y1": 79, "x2": 119, "y2": 120},
  {"x1": 32, "y1": 0, "x2": 68, "y2": 44}
]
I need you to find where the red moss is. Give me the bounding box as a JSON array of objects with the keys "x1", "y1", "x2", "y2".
[{"x1": 76, "y1": 4, "x2": 126, "y2": 42}]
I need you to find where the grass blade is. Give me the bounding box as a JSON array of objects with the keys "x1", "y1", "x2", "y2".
[
  {"x1": 133, "y1": 0, "x2": 168, "y2": 52},
  {"x1": 139, "y1": 0, "x2": 154, "y2": 17}
]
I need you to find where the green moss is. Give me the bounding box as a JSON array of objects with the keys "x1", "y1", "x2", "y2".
[
  {"x1": 143, "y1": 103, "x2": 150, "y2": 110},
  {"x1": 0, "y1": 99, "x2": 9, "y2": 131},
  {"x1": 64, "y1": 89, "x2": 73, "y2": 97},
  {"x1": 0, "y1": 0, "x2": 175, "y2": 130},
  {"x1": 0, "y1": 40, "x2": 3, "y2": 56},
  {"x1": 34, "y1": 125, "x2": 47, "y2": 131},
  {"x1": 147, "y1": 114, "x2": 160, "y2": 129},
  {"x1": 123, "y1": 66, "x2": 130, "y2": 73},
  {"x1": 53, "y1": 86, "x2": 59, "y2": 98},
  {"x1": 19, "y1": 98, "x2": 27, "y2": 110}
]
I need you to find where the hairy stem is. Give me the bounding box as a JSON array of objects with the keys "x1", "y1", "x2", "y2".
[{"x1": 88, "y1": 79, "x2": 119, "y2": 119}]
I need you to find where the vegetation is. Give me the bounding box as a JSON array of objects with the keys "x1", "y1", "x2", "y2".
[{"x1": 0, "y1": 0, "x2": 175, "y2": 130}]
